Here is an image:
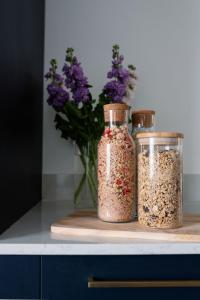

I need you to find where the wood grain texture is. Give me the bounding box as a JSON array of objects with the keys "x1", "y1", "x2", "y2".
[{"x1": 51, "y1": 211, "x2": 200, "y2": 242}]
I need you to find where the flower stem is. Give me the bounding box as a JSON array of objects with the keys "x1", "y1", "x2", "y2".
[
  {"x1": 74, "y1": 173, "x2": 86, "y2": 205},
  {"x1": 86, "y1": 170, "x2": 97, "y2": 206},
  {"x1": 74, "y1": 142, "x2": 98, "y2": 208}
]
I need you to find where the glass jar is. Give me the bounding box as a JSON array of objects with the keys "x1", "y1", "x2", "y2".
[
  {"x1": 132, "y1": 110, "x2": 155, "y2": 137},
  {"x1": 98, "y1": 103, "x2": 136, "y2": 222},
  {"x1": 132, "y1": 110, "x2": 155, "y2": 219},
  {"x1": 136, "y1": 132, "x2": 184, "y2": 229}
]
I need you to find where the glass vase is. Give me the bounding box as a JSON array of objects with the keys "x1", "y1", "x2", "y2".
[{"x1": 73, "y1": 140, "x2": 98, "y2": 209}]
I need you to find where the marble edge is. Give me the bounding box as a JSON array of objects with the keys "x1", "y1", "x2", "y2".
[{"x1": 0, "y1": 243, "x2": 200, "y2": 255}]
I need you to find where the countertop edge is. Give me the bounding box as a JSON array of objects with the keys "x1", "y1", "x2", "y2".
[{"x1": 1, "y1": 243, "x2": 200, "y2": 255}]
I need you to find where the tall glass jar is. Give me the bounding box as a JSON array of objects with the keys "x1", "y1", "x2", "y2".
[
  {"x1": 98, "y1": 103, "x2": 136, "y2": 222},
  {"x1": 136, "y1": 132, "x2": 184, "y2": 229}
]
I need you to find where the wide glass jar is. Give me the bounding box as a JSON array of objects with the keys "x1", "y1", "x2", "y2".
[
  {"x1": 136, "y1": 132, "x2": 184, "y2": 229},
  {"x1": 98, "y1": 103, "x2": 136, "y2": 222},
  {"x1": 132, "y1": 110, "x2": 155, "y2": 137}
]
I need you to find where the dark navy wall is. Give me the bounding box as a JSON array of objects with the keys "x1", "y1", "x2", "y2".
[{"x1": 0, "y1": 0, "x2": 44, "y2": 233}]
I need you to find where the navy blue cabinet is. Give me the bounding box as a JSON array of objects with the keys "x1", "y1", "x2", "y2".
[
  {"x1": 42, "y1": 255, "x2": 200, "y2": 300},
  {"x1": 0, "y1": 256, "x2": 40, "y2": 299},
  {"x1": 1, "y1": 255, "x2": 200, "y2": 299}
]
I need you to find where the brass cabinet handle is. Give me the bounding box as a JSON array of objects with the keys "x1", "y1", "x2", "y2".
[{"x1": 88, "y1": 277, "x2": 200, "y2": 288}]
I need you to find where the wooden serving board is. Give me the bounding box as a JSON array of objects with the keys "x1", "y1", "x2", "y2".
[{"x1": 51, "y1": 211, "x2": 200, "y2": 242}]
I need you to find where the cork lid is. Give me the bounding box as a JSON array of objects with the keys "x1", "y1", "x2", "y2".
[
  {"x1": 132, "y1": 109, "x2": 155, "y2": 128},
  {"x1": 136, "y1": 131, "x2": 184, "y2": 139},
  {"x1": 104, "y1": 103, "x2": 129, "y2": 111},
  {"x1": 132, "y1": 109, "x2": 155, "y2": 115},
  {"x1": 104, "y1": 103, "x2": 129, "y2": 122}
]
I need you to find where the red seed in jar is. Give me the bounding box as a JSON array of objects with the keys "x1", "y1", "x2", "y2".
[{"x1": 116, "y1": 179, "x2": 122, "y2": 185}]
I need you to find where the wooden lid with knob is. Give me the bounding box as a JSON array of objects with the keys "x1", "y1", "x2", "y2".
[
  {"x1": 132, "y1": 109, "x2": 155, "y2": 128},
  {"x1": 104, "y1": 103, "x2": 130, "y2": 122}
]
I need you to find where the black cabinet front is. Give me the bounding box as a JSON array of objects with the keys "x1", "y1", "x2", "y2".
[
  {"x1": 0, "y1": 0, "x2": 44, "y2": 233},
  {"x1": 42, "y1": 255, "x2": 200, "y2": 300}
]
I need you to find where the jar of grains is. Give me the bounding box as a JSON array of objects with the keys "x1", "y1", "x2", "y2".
[
  {"x1": 98, "y1": 103, "x2": 136, "y2": 223},
  {"x1": 136, "y1": 132, "x2": 184, "y2": 229}
]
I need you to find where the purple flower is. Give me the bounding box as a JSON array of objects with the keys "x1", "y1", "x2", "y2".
[
  {"x1": 104, "y1": 80, "x2": 126, "y2": 102},
  {"x1": 62, "y1": 64, "x2": 75, "y2": 89},
  {"x1": 112, "y1": 54, "x2": 124, "y2": 66},
  {"x1": 62, "y1": 55, "x2": 91, "y2": 103},
  {"x1": 107, "y1": 68, "x2": 118, "y2": 79},
  {"x1": 107, "y1": 67, "x2": 129, "y2": 83},
  {"x1": 54, "y1": 73, "x2": 64, "y2": 84},
  {"x1": 63, "y1": 63, "x2": 88, "y2": 86},
  {"x1": 73, "y1": 86, "x2": 90, "y2": 103},
  {"x1": 47, "y1": 84, "x2": 59, "y2": 96},
  {"x1": 47, "y1": 83, "x2": 69, "y2": 108},
  {"x1": 106, "y1": 52, "x2": 130, "y2": 84},
  {"x1": 45, "y1": 49, "x2": 92, "y2": 107},
  {"x1": 118, "y1": 68, "x2": 130, "y2": 83},
  {"x1": 103, "y1": 45, "x2": 137, "y2": 102},
  {"x1": 71, "y1": 65, "x2": 86, "y2": 81},
  {"x1": 63, "y1": 64, "x2": 88, "y2": 90},
  {"x1": 44, "y1": 71, "x2": 52, "y2": 80}
]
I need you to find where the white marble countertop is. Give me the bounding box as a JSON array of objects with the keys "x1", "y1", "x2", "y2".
[{"x1": 0, "y1": 200, "x2": 200, "y2": 255}]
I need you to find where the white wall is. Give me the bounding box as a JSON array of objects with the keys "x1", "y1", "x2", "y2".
[{"x1": 43, "y1": 0, "x2": 200, "y2": 174}]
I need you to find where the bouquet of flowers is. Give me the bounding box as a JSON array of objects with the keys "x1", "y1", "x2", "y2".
[{"x1": 45, "y1": 45, "x2": 137, "y2": 206}]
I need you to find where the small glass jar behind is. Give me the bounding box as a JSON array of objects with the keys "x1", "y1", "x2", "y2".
[
  {"x1": 132, "y1": 110, "x2": 155, "y2": 137},
  {"x1": 98, "y1": 103, "x2": 136, "y2": 223},
  {"x1": 136, "y1": 132, "x2": 184, "y2": 229}
]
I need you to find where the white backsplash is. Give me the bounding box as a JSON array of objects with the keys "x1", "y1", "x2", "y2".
[{"x1": 42, "y1": 174, "x2": 200, "y2": 213}]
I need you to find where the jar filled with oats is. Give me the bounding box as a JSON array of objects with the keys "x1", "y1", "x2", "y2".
[
  {"x1": 132, "y1": 110, "x2": 155, "y2": 137},
  {"x1": 98, "y1": 103, "x2": 136, "y2": 222},
  {"x1": 136, "y1": 132, "x2": 184, "y2": 229}
]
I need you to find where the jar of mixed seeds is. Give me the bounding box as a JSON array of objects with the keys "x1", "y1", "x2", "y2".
[
  {"x1": 132, "y1": 110, "x2": 155, "y2": 137},
  {"x1": 136, "y1": 132, "x2": 184, "y2": 229},
  {"x1": 98, "y1": 103, "x2": 136, "y2": 223}
]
